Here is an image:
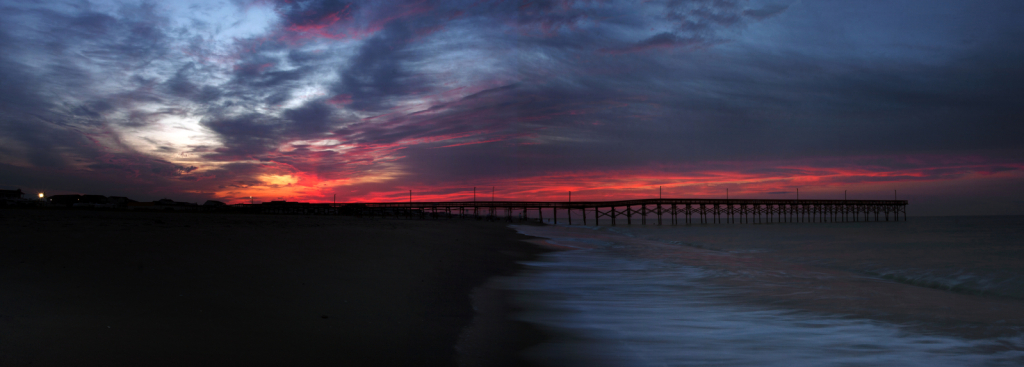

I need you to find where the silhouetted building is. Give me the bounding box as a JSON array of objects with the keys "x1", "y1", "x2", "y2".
[
  {"x1": 78, "y1": 195, "x2": 109, "y2": 204},
  {"x1": 48, "y1": 195, "x2": 82, "y2": 207},
  {"x1": 136, "y1": 198, "x2": 197, "y2": 211},
  {"x1": 203, "y1": 200, "x2": 227, "y2": 206},
  {"x1": 107, "y1": 196, "x2": 137, "y2": 206},
  {"x1": 0, "y1": 189, "x2": 24, "y2": 200},
  {"x1": 69, "y1": 195, "x2": 126, "y2": 208},
  {"x1": 257, "y1": 200, "x2": 335, "y2": 214}
]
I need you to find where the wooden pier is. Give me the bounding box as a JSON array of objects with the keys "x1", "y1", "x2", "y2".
[{"x1": 347, "y1": 199, "x2": 908, "y2": 225}]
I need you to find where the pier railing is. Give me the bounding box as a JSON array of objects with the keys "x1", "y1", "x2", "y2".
[{"x1": 349, "y1": 198, "x2": 908, "y2": 225}]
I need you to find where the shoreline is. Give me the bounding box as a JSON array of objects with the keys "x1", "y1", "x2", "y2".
[{"x1": 0, "y1": 208, "x2": 553, "y2": 366}]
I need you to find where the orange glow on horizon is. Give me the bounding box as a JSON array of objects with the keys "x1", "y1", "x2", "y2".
[{"x1": 213, "y1": 161, "x2": 1024, "y2": 204}]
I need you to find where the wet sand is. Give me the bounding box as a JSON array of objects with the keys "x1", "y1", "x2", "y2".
[{"x1": 0, "y1": 208, "x2": 549, "y2": 366}]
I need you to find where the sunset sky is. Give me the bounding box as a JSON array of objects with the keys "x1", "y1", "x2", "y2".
[{"x1": 1, "y1": 0, "x2": 1023, "y2": 215}]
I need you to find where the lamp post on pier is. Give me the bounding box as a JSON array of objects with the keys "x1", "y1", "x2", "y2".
[{"x1": 568, "y1": 191, "x2": 571, "y2": 225}]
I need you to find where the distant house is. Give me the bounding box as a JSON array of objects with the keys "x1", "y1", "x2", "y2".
[
  {"x1": 148, "y1": 198, "x2": 199, "y2": 211},
  {"x1": 48, "y1": 194, "x2": 82, "y2": 207},
  {"x1": 0, "y1": 189, "x2": 24, "y2": 200},
  {"x1": 258, "y1": 200, "x2": 334, "y2": 214},
  {"x1": 71, "y1": 195, "x2": 121, "y2": 208},
  {"x1": 107, "y1": 196, "x2": 137, "y2": 206},
  {"x1": 79, "y1": 195, "x2": 109, "y2": 204},
  {"x1": 203, "y1": 200, "x2": 227, "y2": 206}
]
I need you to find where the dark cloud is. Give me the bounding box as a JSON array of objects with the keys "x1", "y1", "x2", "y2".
[
  {"x1": 200, "y1": 100, "x2": 343, "y2": 159},
  {"x1": 602, "y1": 32, "x2": 709, "y2": 53},
  {"x1": 164, "y1": 64, "x2": 204, "y2": 99},
  {"x1": 200, "y1": 113, "x2": 282, "y2": 158},
  {"x1": 86, "y1": 152, "x2": 199, "y2": 179},
  {"x1": 283, "y1": 101, "x2": 337, "y2": 136},
  {"x1": 666, "y1": 0, "x2": 744, "y2": 32},
  {"x1": 40, "y1": 4, "x2": 172, "y2": 70},
  {"x1": 332, "y1": 21, "x2": 423, "y2": 112},
  {"x1": 585, "y1": 1, "x2": 791, "y2": 53},
  {"x1": 287, "y1": 48, "x2": 332, "y2": 64},
  {"x1": 743, "y1": 4, "x2": 789, "y2": 20},
  {"x1": 195, "y1": 86, "x2": 223, "y2": 103},
  {"x1": 274, "y1": 0, "x2": 356, "y2": 30},
  {"x1": 236, "y1": 63, "x2": 309, "y2": 88}
]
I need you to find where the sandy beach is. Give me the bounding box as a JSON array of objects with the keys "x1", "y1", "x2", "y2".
[{"x1": 0, "y1": 208, "x2": 549, "y2": 366}]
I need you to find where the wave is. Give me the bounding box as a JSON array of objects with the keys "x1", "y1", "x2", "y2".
[{"x1": 868, "y1": 269, "x2": 1024, "y2": 299}]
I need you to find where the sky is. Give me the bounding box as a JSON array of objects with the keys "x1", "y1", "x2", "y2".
[{"x1": 1, "y1": 0, "x2": 1023, "y2": 215}]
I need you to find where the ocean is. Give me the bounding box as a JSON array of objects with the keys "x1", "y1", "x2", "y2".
[{"x1": 503, "y1": 216, "x2": 1024, "y2": 366}]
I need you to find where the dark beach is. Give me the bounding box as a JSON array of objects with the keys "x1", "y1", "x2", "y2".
[{"x1": 0, "y1": 208, "x2": 550, "y2": 366}]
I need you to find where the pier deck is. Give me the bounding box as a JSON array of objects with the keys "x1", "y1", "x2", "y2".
[{"x1": 347, "y1": 199, "x2": 908, "y2": 225}]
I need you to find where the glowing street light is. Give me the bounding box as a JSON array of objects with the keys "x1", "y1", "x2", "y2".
[{"x1": 38, "y1": 192, "x2": 44, "y2": 200}]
